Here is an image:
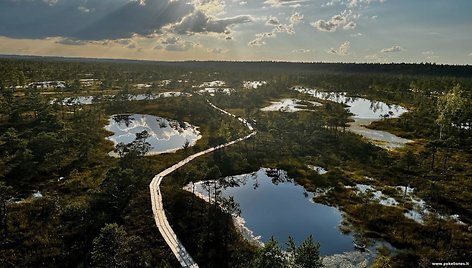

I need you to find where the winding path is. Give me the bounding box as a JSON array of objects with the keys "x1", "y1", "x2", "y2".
[{"x1": 149, "y1": 99, "x2": 256, "y2": 268}]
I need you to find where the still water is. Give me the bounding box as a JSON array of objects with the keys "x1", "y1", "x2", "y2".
[
  {"x1": 191, "y1": 168, "x2": 354, "y2": 255},
  {"x1": 51, "y1": 92, "x2": 189, "y2": 105},
  {"x1": 105, "y1": 114, "x2": 201, "y2": 156},
  {"x1": 292, "y1": 87, "x2": 411, "y2": 149}
]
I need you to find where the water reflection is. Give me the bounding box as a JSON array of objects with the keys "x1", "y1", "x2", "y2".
[
  {"x1": 190, "y1": 168, "x2": 354, "y2": 255},
  {"x1": 105, "y1": 114, "x2": 201, "y2": 156},
  {"x1": 260, "y1": 98, "x2": 321, "y2": 112},
  {"x1": 50, "y1": 92, "x2": 190, "y2": 105},
  {"x1": 292, "y1": 86, "x2": 411, "y2": 148},
  {"x1": 292, "y1": 88, "x2": 407, "y2": 119},
  {"x1": 112, "y1": 114, "x2": 133, "y2": 127}
]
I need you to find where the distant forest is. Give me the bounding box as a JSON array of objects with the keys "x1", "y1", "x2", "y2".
[{"x1": 1, "y1": 54, "x2": 472, "y2": 77}]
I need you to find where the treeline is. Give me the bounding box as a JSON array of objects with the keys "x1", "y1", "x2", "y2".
[{"x1": 2, "y1": 57, "x2": 472, "y2": 90}]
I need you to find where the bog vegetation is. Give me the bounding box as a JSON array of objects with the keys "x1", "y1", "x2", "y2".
[{"x1": 0, "y1": 57, "x2": 471, "y2": 267}]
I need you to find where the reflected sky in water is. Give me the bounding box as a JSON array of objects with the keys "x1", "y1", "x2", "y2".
[
  {"x1": 105, "y1": 114, "x2": 201, "y2": 155},
  {"x1": 293, "y1": 87, "x2": 411, "y2": 148},
  {"x1": 193, "y1": 168, "x2": 354, "y2": 255},
  {"x1": 293, "y1": 88, "x2": 408, "y2": 119}
]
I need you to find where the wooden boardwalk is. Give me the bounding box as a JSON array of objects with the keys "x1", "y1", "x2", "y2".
[{"x1": 149, "y1": 99, "x2": 256, "y2": 267}]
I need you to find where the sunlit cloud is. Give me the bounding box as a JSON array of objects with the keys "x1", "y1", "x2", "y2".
[
  {"x1": 154, "y1": 35, "x2": 199, "y2": 51},
  {"x1": 289, "y1": 12, "x2": 304, "y2": 25},
  {"x1": 249, "y1": 12, "x2": 303, "y2": 47},
  {"x1": 170, "y1": 8, "x2": 253, "y2": 35},
  {"x1": 311, "y1": 10, "x2": 358, "y2": 32},
  {"x1": 193, "y1": 0, "x2": 226, "y2": 14},
  {"x1": 328, "y1": 41, "x2": 351, "y2": 55},
  {"x1": 248, "y1": 32, "x2": 275, "y2": 47}
]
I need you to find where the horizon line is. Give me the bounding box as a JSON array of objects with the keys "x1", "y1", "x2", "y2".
[{"x1": 0, "y1": 53, "x2": 471, "y2": 67}]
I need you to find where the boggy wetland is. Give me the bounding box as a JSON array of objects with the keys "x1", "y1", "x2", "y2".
[{"x1": 0, "y1": 59, "x2": 471, "y2": 267}]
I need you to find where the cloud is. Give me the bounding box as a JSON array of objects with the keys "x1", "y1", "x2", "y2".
[
  {"x1": 270, "y1": 13, "x2": 303, "y2": 34},
  {"x1": 350, "y1": 32, "x2": 363, "y2": 37},
  {"x1": 130, "y1": 0, "x2": 147, "y2": 6},
  {"x1": 364, "y1": 53, "x2": 387, "y2": 62},
  {"x1": 0, "y1": 0, "x2": 195, "y2": 40},
  {"x1": 381, "y1": 45, "x2": 403, "y2": 53},
  {"x1": 311, "y1": 10, "x2": 358, "y2": 32},
  {"x1": 154, "y1": 35, "x2": 198, "y2": 51},
  {"x1": 249, "y1": 12, "x2": 303, "y2": 47},
  {"x1": 289, "y1": 12, "x2": 304, "y2": 25},
  {"x1": 328, "y1": 41, "x2": 351, "y2": 55},
  {"x1": 248, "y1": 32, "x2": 275, "y2": 47},
  {"x1": 42, "y1": 0, "x2": 59, "y2": 6},
  {"x1": 322, "y1": 0, "x2": 386, "y2": 8},
  {"x1": 343, "y1": 21, "x2": 357, "y2": 30},
  {"x1": 207, "y1": 47, "x2": 226, "y2": 54},
  {"x1": 322, "y1": 0, "x2": 342, "y2": 7},
  {"x1": 266, "y1": 16, "x2": 281, "y2": 26},
  {"x1": 422, "y1": 51, "x2": 438, "y2": 61},
  {"x1": 55, "y1": 38, "x2": 88, "y2": 46},
  {"x1": 469, "y1": 52, "x2": 472, "y2": 57},
  {"x1": 347, "y1": 0, "x2": 386, "y2": 8},
  {"x1": 194, "y1": 0, "x2": 226, "y2": 14},
  {"x1": 292, "y1": 49, "x2": 310, "y2": 53},
  {"x1": 77, "y1": 6, "x2": 92, "y2": 13},
  {"x1": 172, "y1": 10, "x2": 253, "y2": 35},
  {"x1": 264, "y1": 0, "x2": 308, "y2": 8}
]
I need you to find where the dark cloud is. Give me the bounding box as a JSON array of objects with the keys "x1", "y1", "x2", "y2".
[{"x1": 0, "y1": 0, "x2": 193, "y2": 40}]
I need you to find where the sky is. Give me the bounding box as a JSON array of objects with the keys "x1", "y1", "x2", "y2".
[{"x1": 0, "y1": 0, "x2": 471, "y2": 64}]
